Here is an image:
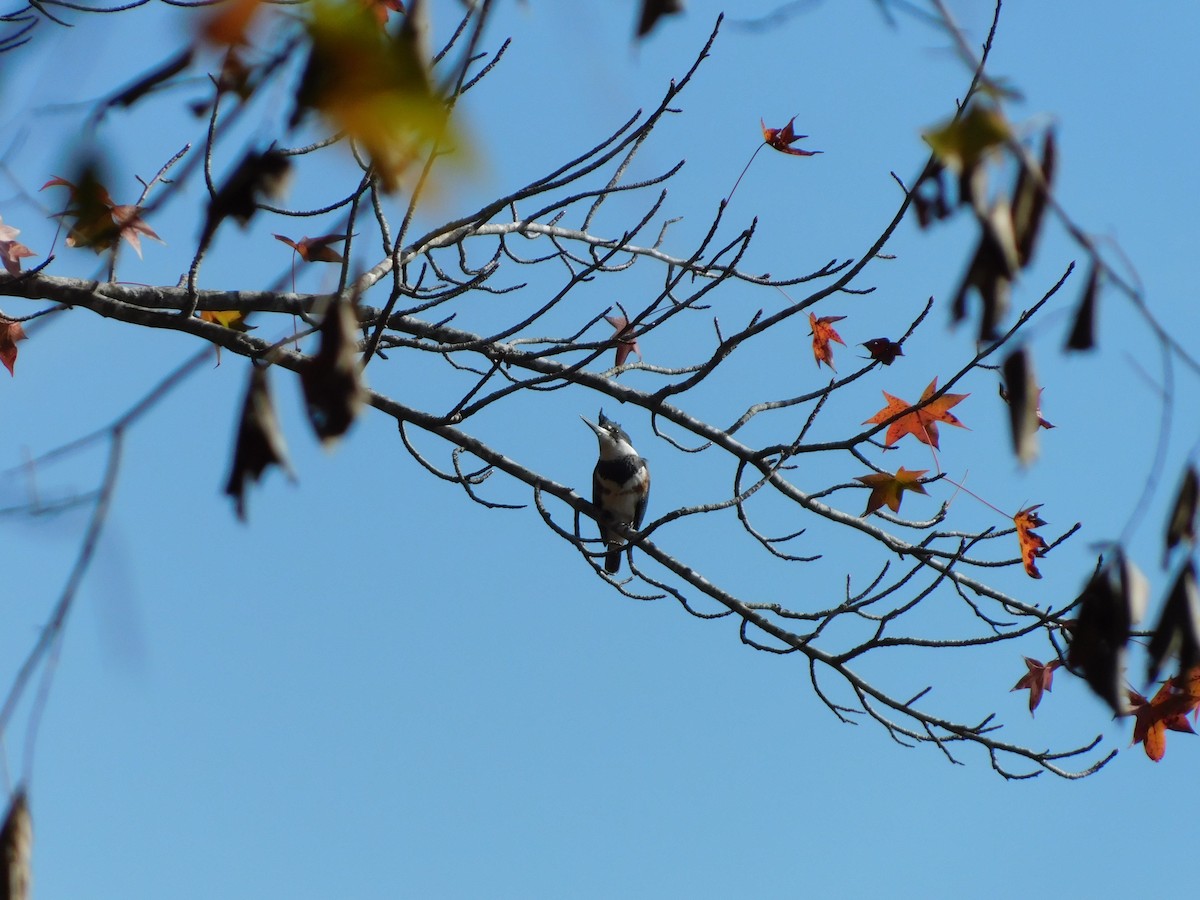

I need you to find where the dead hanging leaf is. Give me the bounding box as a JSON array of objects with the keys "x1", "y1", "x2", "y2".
[
  {"x1": 1000, "y1": 349, "x2": 1043, "y2": 465},
  {"x1": 861, "y1": 337, "x2": 903, "y2": 366},
  {"x1": 289, "y1": 0, "x2": 458, "y2": 193},
  {"x1": 761, "y1": 117, "x2": 822, "y2": 157},
  {"x1": 1146, "y1": 563, "x2": 1200, "y2": 685},
  {"x1": 863, "y1": 378, "x2": 969, "y2": 449},
  {"x1": 273, "y1": 233, "x2": 349, "y2": 264},
  {"x1": 0, "y1": 215, "x2": 36, "y2": 275},
  {"x1": 1011, "y1": 657, "x2": 1061, "y2": 715},
  {"x1": 1067, "y1": 550, "x2": 1147, "y2": 714},
  {"x1": 200, "y1": 149, "x2": 292, "y2": 249},
  {"x1": 1128, "y1": 678, "x2": 1198, "y2": 762},
  {"x1": 1164, "y1": 466, "x2": 1198, "y2": 565},
  {"x1": 808, "y1": 312, "x2": 846, "y2": 370},
  {"x1": 912, "y1": 163, "x2": 953, "y2": 228},
  {"x1": 1065, "y1": 262, "x2": 1099, "y2": 351},
  {"x1": 855, "y1": 466, "x2": 928, "y2": 517},
  {"x1": 603, "y1": 314, "x2": 642, "y2": 368},
  {"x1": 224, "y1": 363, "x2": 295, "y2": 520},
  {"x1": 923, "y1": 102, "x2": 1011, "y2": 210},
  {"x1": 0, "y1": 314, "x2": 28, "y2": 377},
  {"x1": 1013, "y1": 504, "x2": 1049, "y2": 579},
  {"x1": 951, "y1": 199, "x2": 1019, "y2": 341},
  {"x1": 0, "y1": 788, "x2": 32, "y2": 900},
  {"x1": 300, "y1": 294, "x2": 365, "y2": 446},
  {"x1": 1011, "y1": 128, "x2": 1056, "y2": 268},
  {"x1": 636, "y1": 0, "x2": 684, "y2": 38},
  {"x1": 42, "y1": 169, "x2": 119, "y2": 253}
]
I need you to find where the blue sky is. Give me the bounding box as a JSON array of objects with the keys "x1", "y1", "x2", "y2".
[{"x1": 1, "y1": 2, "x2": 1199, "y2": 897}]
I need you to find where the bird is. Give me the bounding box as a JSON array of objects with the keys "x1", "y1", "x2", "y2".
[{"x1": 581, "y1": 410, "x2": 650, "y2": 574}]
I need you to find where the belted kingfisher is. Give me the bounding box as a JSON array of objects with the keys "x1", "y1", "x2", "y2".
[{"x1": 581, "y1": 410, "x2": 650, "y2": 573}]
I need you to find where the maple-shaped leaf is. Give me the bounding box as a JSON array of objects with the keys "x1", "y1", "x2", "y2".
[
  {"x1": 111, "y1": 204, "x2": 163, "y2": 258},
  {"x1": 636, "y1": 0, "x2": 683, "y2": 38},
  {"x1": 856, "y1": 466, "x2": 928, "y2": 517},
  {"x1": 43, "y1": 171, "x2": 161, "y2": 258},
  {"x1": 300, "y1": 293, "x2": 365, "y2": 446},
  {"x1": 861, "y1": 337, "x2": 903, "y2": 366},
  {"x1": 0, "y1": 314, "x2": 28, "y2": 377},
  {"x1": 1129, "y1": 681, "x2": 1197, "y2": 762},
  {"x1": 273, "y1": 233, "x2": 349, "y2": 264},
  {"x1": 1067, "y1": 550, "x2": 1147, "y2": 715},
  {"x1": 1146, "y1": 562, "x2": 1200, "y2": 685},
  {"x1": 1164, "y1": 466, "x2": 1199, "y2": 565},
  {"x1": 603, "y1": 314, "x2": 642, "y2": 368},
  {"x1": 862, "y1": 378, "x2": 969, "y2": 448},
  {"x1": 760, "y1": 117, "x2": 822, "y2": 157},
  {"x1": 1014, "y1": 504, "x2": 1049, "y2": 578},
  {"x1": 1011, "y1": 657, "x2": 1061, "y2": 715},
  {"x1": 42, "y1": 170, "x2": 120, "y2": 253},
  {"x1": 0, "y1": 788, "x2": 31, "y2": 900},
  {"x1": 225, "y1": 363, "x2": 295, "y2": 520},
  {"x1": 0, "y1": 216, "x2": 36, "y2": 276},
  {"x1": 808, "y1": 312, "x2": 846, "y2": 370}
]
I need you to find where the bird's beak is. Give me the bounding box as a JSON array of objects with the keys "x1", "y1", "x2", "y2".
[{"x1": 580, "y1": 415, "x2": 601, "y2": 436}]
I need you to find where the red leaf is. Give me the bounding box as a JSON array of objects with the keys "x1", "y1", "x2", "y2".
[
  {"x1": 273, "y1": 233, "x2": 349, "y2": 264},
  {"x1": 808, "y1": 312, "x2": 846, "y2": 370},
  {"x1": 111, "y1": 204, "x2": 164, "y2": 258},
  {"x1": 760, "y1": 117, "x2": 822, "y2": 157},
  {"x1": 604, "y1": 314, "x2": 642, "y2": 369},
  {"x1": 1010, "y1": 657, "x2": 1060, "y2": 715},
  {"x1": 0, "y1": 215, "x2": 36, "y2": 276},
  {"x1": 0, "y1": 314, "x2": 28, "y2": 376}
]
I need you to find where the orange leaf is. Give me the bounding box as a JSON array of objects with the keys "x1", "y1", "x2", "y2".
[
  {"x1": 1013, "y1": 504, "x2": 1049, "y2": 579},
  {"x1": 1010, "y1": 657, "x2": 1060, "y2": 715},
  {"x1": 202, "y1": 0, "x2": 265, "y2": 46},
  {"x1": 0, "y1": 314, "x2": 27, "y2": 376},
  {"x1": 808, "y1": 312, "x2": 846, "y2": 370},
  {"x1": 760, "y1": 117, "x2": 822, "y2": 157},
  {"x1": 1129, "y1": 679, "x2": 1197, "y2": 762},
  {"x1": 855, "y1": 466, "x2": 928, "y2": 517},
  {"x1": 862, "y1": 378, "x2": 968, "y2": 448}
]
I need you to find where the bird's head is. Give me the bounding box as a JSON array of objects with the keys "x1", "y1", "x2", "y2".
[{"x1": 581, "y1": 409, "x2": 637, "y2": 460}]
